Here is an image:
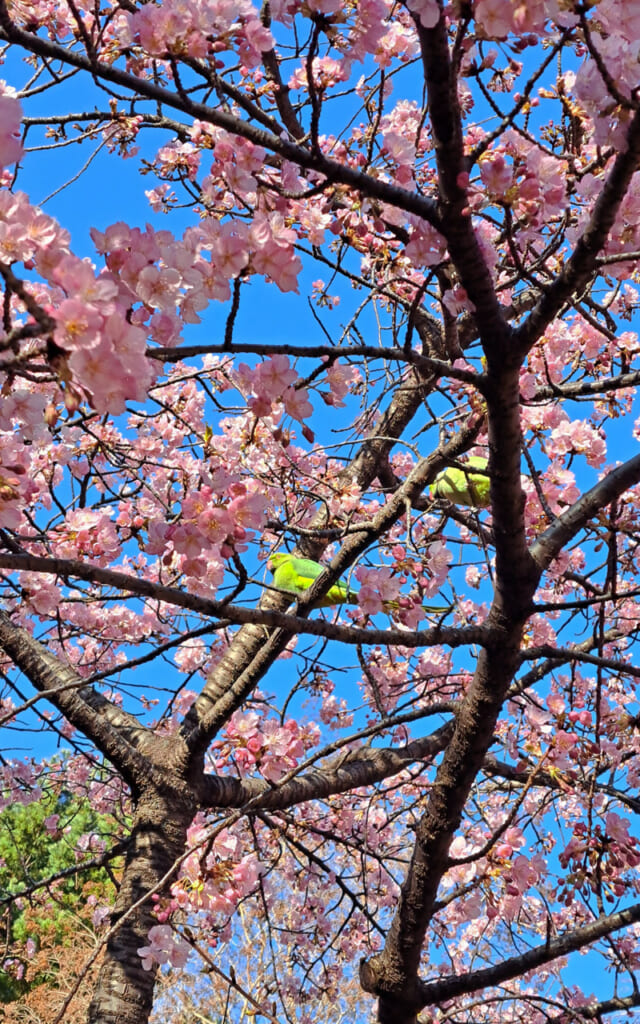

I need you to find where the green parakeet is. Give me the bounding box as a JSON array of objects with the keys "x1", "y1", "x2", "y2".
[
  {"x1": 430, "y1": 456, "x2": 491, "y2": 508},
  {"x1": 267, "y1": 553, "x2": 451, "y2": 615},
  {"x1": 268, "y1": 553, "x2": 358, "y2": 607}
]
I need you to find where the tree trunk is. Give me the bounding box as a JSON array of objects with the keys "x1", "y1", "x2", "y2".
[{"x1": 88, "y1": 790, "x2": 195, "y2": 1024}]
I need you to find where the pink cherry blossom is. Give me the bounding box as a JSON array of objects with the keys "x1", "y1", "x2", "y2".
[
  {"x1": 0, "y1": 88, "x2": 23, "y2": 166},
  {"x1": 405, "y1": 0, "x2": 440, "y2": 29},
  {"x1": 138, "y1": 925, "x2": 190, "y2": 971},
  {"x1": 282, "y1": 386, "x2": 313, "y2": 422}
]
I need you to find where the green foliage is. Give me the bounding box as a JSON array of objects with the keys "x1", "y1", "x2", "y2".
[{"x1": 0, "y1": 786, "x2": 118, "y2": 1002}]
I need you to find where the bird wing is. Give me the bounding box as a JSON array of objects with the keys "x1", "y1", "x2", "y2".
[
  {"x1": 465, "y1": 457, "x2": 490, "y2": 505},
  {"x1": 431, "y1": 459, "x2": 491, "y2": 507},
  {"x1": 285, "y1": 556, "x2": 329, "y2": 581},
  {"x1": 271, "y1": 554, "x2": 358, "y2": 604},
  {"x1": 288, "y1": 558, "x2": 358, "y2": 601},
  {"x1": 271, "y1": 559, "x2": 310, "y2": 595}
]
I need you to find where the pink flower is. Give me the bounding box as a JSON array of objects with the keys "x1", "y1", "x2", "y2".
[
  {"x1": 227, "y1": 710, "x2": 261, "y2": 741},
  {"x1": 149, "y1": 310, "x2": 182, "y2": 347},
  {"x1": 549, "y1": 418, "x2": 606, "y2": 467},
  {"x1": 405, "y1": 218, "x2": 447, "y2": 267},
  {"x1": 205, "y1": 221, "x2": 250, "y2": 278},
  {"x1": 405, "y1": 0, "x2": 440, "y2": 28},
  {"x1": 479, "y1": 152, "x2": 513, "y2": 197},
  {"x1": 239, "y1": 17, "x2": 274, "y2": 67},
  {"x1": 54, "y1": 299, "x2": 103, "y2": 351},
  {"x1": 250, "y1": 212, "x2": 302, "y2": 292},
  {"x1": 474, "y1": 0, "x2": 516, "y2": 38},
  {"x1": 282, "y1": 386, "x2": 313, "y2": 422},
  {"x1": 52, "y1": 254, "x2": 117, "y2": 306},
  {"x1": 227, "y1": 487, "x2": 268, "y2": 529},
  {"x1": 137, "y1": 264, "x2": 182, "y2": 311},
  {"x1": 255, "y1": 355, "x2": 297, "y2": 399},
  {"x1": 355, "y1": 566, "x2": 401, "y2": 615},
  {"x1": 0, "y1": 390, "x2": 47, "y2": 438},
  {"x1": 300, "y1": 207, "x2": 332, "y2": 245},
  {"x1": 382, "y1": 130, "x2": 415, "y2": 167},
  {"x1": 23, "y1": 576, "x2": 61, "y2": 617},
  {"x1": 0, "y1": 90, "x2": 23, "y2": 166},
  {"x1": 138, "y1": 924, "x2": 190, "y2": 971},
  {"x1": 323, "y1": 361, "x2": 359, "y2": 406},
  {"x1": 146, "y1": 183, "x2": 176, "y2": 212},
  {"x1": 199, "y1": 506, "x2": 235, "y2": 547},
  {"x1": 605, "y1": 812, "x2": 633, "y2": 845}
]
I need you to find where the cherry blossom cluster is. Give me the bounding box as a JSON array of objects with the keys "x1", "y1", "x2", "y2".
[{"x1": 211, "y1": 708, "x2": 320, "y2": 781}]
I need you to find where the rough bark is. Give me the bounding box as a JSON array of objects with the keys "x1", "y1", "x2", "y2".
[{"x1": 88, "y1": 789, "x2": 197, "y2": 1024}]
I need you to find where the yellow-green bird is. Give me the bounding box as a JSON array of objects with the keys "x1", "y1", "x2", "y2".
[
  {"x1": 268, "y1": 553, "x2": 451, "y2": 615},
  {"x1": 429, "y1": 456, "x2": 491, "y2": 508},
  {"x1": 268, "y1": 553, "x2": 358, "y2": 607}
]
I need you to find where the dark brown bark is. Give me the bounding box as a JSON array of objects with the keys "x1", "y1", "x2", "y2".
[{"x1": 88, "y1": 790, "x2": 197, "y2": 1024}]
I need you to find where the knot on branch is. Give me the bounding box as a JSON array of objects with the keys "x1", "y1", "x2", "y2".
[{"x1": 359, "y1": 955, "x2": 422, "y2": 1022}]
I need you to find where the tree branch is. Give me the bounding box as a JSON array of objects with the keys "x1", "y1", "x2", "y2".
[
  {"x1": 530, "y1": 454, "x2": 640, "y2": 570},
  {"x1": 0, "y1": 611, "x2": 154, "y2": 787},
  {"x1": 0, "y1": 4, "x2": 443, "y2": 229},
  {"x1": 199, "y1": 722, "x2": 453, "y2": 810},
  {"x1": 416, "y1": 902, "x2": 640, "y2": 1006},
  {"x1": 514, "y1": 108, "x2": 640, "y2": 356},
  {"x1": 413, "y1": 7, "x2": 512, "y2": 362},
  {"x1": 0, "y1": 551, "x2": 485, "y2": 649}
]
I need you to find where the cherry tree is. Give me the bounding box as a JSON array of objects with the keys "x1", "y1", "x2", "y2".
[{"x1": 2, "y1": 0, "x2": 640, "y2": 1021}]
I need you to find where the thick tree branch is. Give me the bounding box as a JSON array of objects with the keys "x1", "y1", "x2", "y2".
[
  {"x1": 416, "y1": 902, "x2": 640, "y2": 1006},
  {"x1": 0, "y1": 610, "x2": 153, "y2": 787},
  {"x1": 0, "y1": 551, "x2": 485, "y2": 649},
  {"x1": 520, "y1": 643, "x2": 640, "y2": 677},
  {"x1": 530, "y1": 454, "x2": 640, "y2": 570},
  {"x1": 199, "y1": 722, "x2": 453, "y2": 810},
  {"x1": 559, "y1": 993, "x2": 640, "y2": 1020},
  {"x1": 530, "y1": 368, "x2": 640, "y2": 403},
  {"x1": 413, "y1": 7, "x2": 512, "y2": 363}
]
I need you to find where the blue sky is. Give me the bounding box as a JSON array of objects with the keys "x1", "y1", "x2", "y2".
[{"x1": 2, "y1": 28, "x2": 640, "y2": 1019}]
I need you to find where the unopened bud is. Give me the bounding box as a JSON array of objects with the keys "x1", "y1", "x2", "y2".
[{"x1": 44, "y1": 403, "x2": 59, "y2": 428}]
